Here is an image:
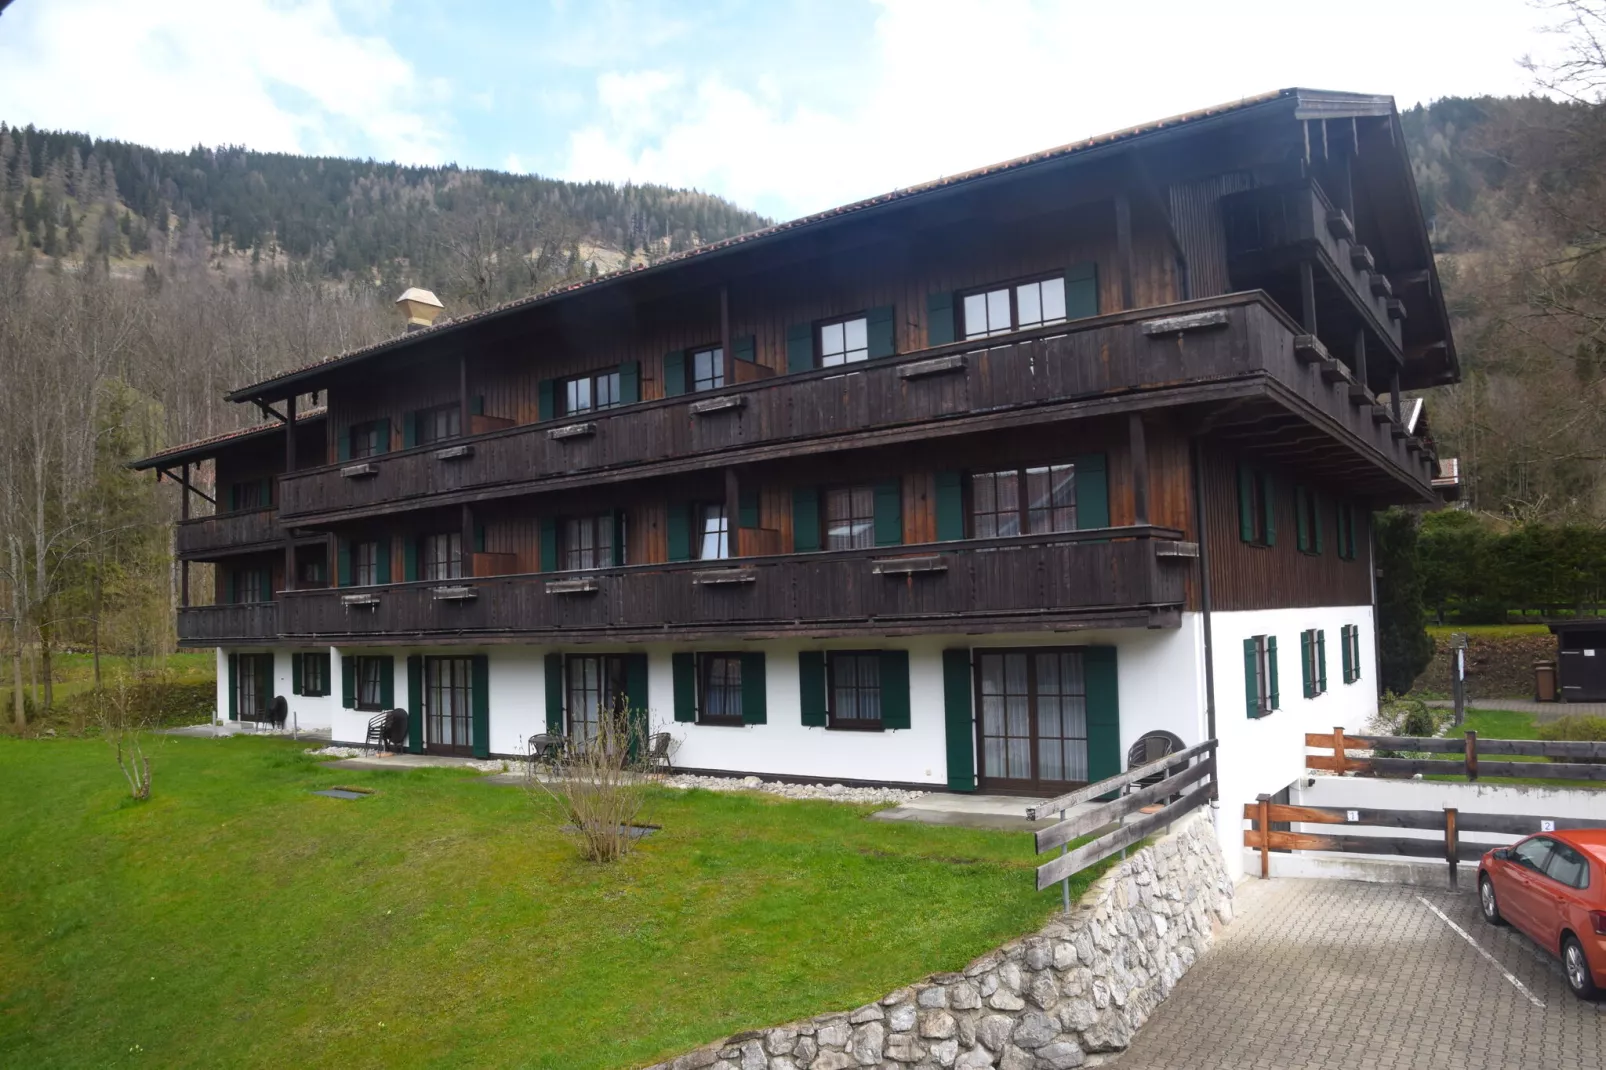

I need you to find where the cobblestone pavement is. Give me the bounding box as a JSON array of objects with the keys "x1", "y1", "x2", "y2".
[{"x1": 1113, "y1": 877, "x2": 1606, "y2": 1070}]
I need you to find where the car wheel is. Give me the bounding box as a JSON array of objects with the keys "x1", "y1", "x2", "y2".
[
  {"x1": 1562, "y1": 935, "x2": 1599, "y2": 1000},
  {"x1": 1478, "y1": 875, "x2": 1505, "y2": 926}
]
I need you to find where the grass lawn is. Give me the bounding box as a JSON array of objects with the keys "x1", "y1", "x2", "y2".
[
  {"x1": 1, "y1": 651, "x2": 214, "y2": 716},
  {"x1": 1430, "y1": 708, "x2": 1603, "y2": 789},
  {"x1": 0, "y1": 737, "x2": 1083, "y2": 1070},
  {"x1": 1425, "y1": 623, "x2": 1550, "y2": 640}
]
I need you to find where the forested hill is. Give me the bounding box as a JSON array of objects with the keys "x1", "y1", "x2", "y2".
[{"x1": 0, "y1": 121, "x2": 770, "y2": 301}]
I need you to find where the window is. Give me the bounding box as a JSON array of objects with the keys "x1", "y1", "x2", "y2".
[
  {"x1": 1238, "y1": 466, "x2": 1274, "y2": 547},
  {"x1": 423, "y1": 532, "x2": 463, "y2": 581},
  {"x1": 691, "y1": 346, "x2": 724, "y2": 392},
  {"x1": 699, "y1": 654, "x2": 744, "y2": 724},
  {"x1": 820, "y1": 316, "x2": 869, "y2": 367},
  {"x1": 825, "y1": 486, "x2": 876, "y2": 551},
  {"x1": 299, "y1": 558, "x2": 326, "y2": 586},
  {"x1": 1543, "y1": 840, "x2": 1591, "y2": 890},
  {"x1": 971, "y1": 463, "x2": 1077, "y2": 539},
  {"x1": 1341, "y1": 624, "x2": 1363, "y2": 684},
  {"x1": 353, "y1": 540, "x2": 381, "y2": 586},
  {"x1": 566, "y1": 654, "x2": 627, "y2": 742},
  {"x1": 349, "y1": 421, "x2": 384, "y2": 459},
  {"x1": 1511, "y1": 837, "x2": 1556, "y2": 874},
  {"x1": 425, "y1": 656, "x2": 473, "y2": 749},
  {"x1": 1295, "y1": 486, "x2": 1322, "y2": 555},
  {"x1": 828, "y1": 652, "x2": 882, "y2": 729},
  {"x1": 296, "y1": 652, "x2": 329, "y2": 697},
  {"x1": 416, "y1": 404, "x2": 460, "y2": 446},
  {"x1": 1301, "y1": 628, "x2": 1327, "y2": 698},
  {"x1": 561, "y1": 370, "x2": 623, "y2": 416},
  {"x1": 235, "y1": 653, "x2": 272, "y2": 721},
  {"x1": 1246, "y1": 635, "x2": 1279, "y2": 718},
  {"x1": 698, "y1": 503, "x2": 729, "y2": 560},
  {"x1": 1336, "y1": 501, "x2": 1358, "y2": 560},
  {"x1": 355, "y1": 655, "x2": 387, "y2": 711},
  {"x1": 233, "y1": 567, "x2": 269, "y2": 604},
  {"x1": 563, "y1": 515, "x2": 616, "y2": 571},
  {"x1": 962, "y1": 274, "x2": 1067, "y2": 339},
  {"x1": 234, "y1": 480, "x2": 268, "y2": 511}
]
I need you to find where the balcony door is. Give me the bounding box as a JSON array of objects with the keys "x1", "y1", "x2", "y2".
[
  {"x1": 424, "y1": 656, "x2": 474, "y2": 755},
  {"x1": 974, "y1": 648, "x2": 1107, "y2": 796}
]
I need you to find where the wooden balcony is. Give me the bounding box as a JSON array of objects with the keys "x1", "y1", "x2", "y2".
[
  {"x1": 277, "y1": 527, "x2": 1193, "y2": 644},
  {"x1": 177, "y1": 602, "x2": 280, "y2": 645},
  {"x1": 175, "y1": 507, "x2": 280, "y2": 558},
  {"x1": 275, "y1": 291, "x2": 1435, "y2": 526}
]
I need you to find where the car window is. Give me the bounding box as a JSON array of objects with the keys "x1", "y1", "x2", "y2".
[
  {"x1": 1543, "y1": 841, "x2": 1591, "y2": 890},
  {"x1": 1510, "y1": 837, "x2": 1556, "y2": 873}
]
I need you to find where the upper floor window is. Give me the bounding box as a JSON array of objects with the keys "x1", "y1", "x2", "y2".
[
  {"x1": 820, "y1": 316, "x2": 869, "y2": 367},
  {"x1": 353, "y1": 539, "x2": 381, "y2": 586},
  {"x1": 971, "y1": 463, "x2": 1077, "y2": 539},
  {"x1": 234, "y1": 567, "x2": 269, "y2": 604},
  {"x1": 417, "y1": 405, "x2": 460, "y2": 446},
  {"x1": 691, "y1": 346, "x2": 724, "y2": 392},
  {"x1": 300, "y1": 558, "x2": 326, "y2": 586},
  {"x1": 563, "y1": 515, "x2": 617, "y2": 571},
  {"x1": 423, "y1": 532, "x2": 462, "y2": 581},
  {"x1": 1295, "y1": 486, "x2": 1323, "y2": 555},
  {"x1": 233, "y1": 480, "x2": 269, "y2": 511},
  {"x1": 825, "y1": 486, "x2": 876, "y2": 551},
  {"x1": 1238, "y1": 465, "x2": 1275, "y2": 547},
  {"x1": 562, "y1": 370, "x2": 623, "y2": 416},
  {"x1": 963, "y1": 274, "x2": 1067, "y2": 339},
  {"x1": 349, "y1": 420, "x2": 385, "y2": 459},
  {"x1": 1335, "y1": 501, "x2": 1358, "y2": 561},
  {"x1": 699, "y1": 503, "x2": 729, "y2": 560}
]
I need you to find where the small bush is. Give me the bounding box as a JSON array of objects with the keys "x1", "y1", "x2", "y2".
[
  {"x1": 1366, "y1": 693, "x2": 1452, "y2": 763},
  {"x1": 1538, "y1": 715, "x2": 1606, "y2": 742}
]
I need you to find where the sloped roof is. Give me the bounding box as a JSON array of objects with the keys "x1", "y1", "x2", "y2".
[
  {"x1": 129, "y1": 408, "x2": 326, "y2": 470},
  {"x1": 229, "y1": 87, "x2": 1394, "y2": 403}
]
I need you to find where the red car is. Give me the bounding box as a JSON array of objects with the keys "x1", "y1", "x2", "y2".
[{"x1": 1478, "y1": 830, "x2": 1606, "y2": 999}]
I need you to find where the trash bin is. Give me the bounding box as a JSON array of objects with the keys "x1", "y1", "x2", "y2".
[{"x1": 1534, "y1": 660, "x2": 1558, "y2": 702}]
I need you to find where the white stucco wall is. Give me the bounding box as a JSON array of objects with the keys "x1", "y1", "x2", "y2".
[{"x1": 214, "y1": 647, "x2": 339, "y2": 731}]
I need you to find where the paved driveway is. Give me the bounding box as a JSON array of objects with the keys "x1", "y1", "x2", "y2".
[{"x1": 1115, "y1": 878, "x2": 1606, "y2": 1070}]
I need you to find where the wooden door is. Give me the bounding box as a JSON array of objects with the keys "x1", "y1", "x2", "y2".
[
  {"x1": 973, "y1": 649, "x2": 1092, "y2": 796},
  {"x1": 424, "y1": 656, "x2": 475, "y2": 755}
]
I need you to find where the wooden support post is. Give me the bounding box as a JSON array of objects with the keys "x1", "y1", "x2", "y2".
[
  {"x1": 724, "y1": 468, "x2": 740, "y2": 557},
  {"x1": 284, "y1": 396, "x2": 297, "y2": 593},
  {"x1": 1128, "y1": 412, "x2": 1149, "y2": 526},
  {"x1": 179, "y1": 462, "x2": 191, "y2": 521},
  {"x1": 1353, "y1": 329, "x2": 1368, "y2": 393},
  {"x1": 1333, "y1": 726, "x2": 1347, "y2": 774},
  {"x1": 181, "y1": 559, "x2": 189, "y2": 608},
  {"x1": 1299, "y1": 260, "x2": 1317, "y2": 335},
  {"x1": 720, "y1": 285, "x2": 732, "y2": 386},
  {"x1": 462, "y1": 503, "x2": 475, "y2": 578},
  {"x1": 459, "y1": 353, "x2": 471, "y2": 438},
  {"x1": 1445, "y1": 807, "x2": 1459, "y2": 888},
  {"x1": 1391, "y1": 369, "x2": 1403, "y2": 424},
  {"x1": 1257, "y1": 794, "x2": 1272, "y2": 879},
  {"x1": 1465, "y1": 730, "x2": 1478, "y2": 782},
  {"x1": 1115, "y1": 194, "x2": 1135, "y2": 311}
]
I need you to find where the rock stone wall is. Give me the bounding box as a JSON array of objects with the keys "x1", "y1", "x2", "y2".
[{"x1": 648, "y1": 811, "x2": 1233, "y2": 1070}]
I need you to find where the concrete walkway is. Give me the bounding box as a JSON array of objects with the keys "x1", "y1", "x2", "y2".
[
  {"x1": 161, "y1": 721, "x2": 332, "y2": 741},
  {"x1": 870, "y1": 792, "x2": 1075, "y2": 832}
]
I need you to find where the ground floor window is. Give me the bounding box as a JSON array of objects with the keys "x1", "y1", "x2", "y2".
[
  {"x1": 566, "y1": 654, "x2": 627, "y2": 742},
  {"x1": 1341, "y1": 624, "x2": 1362, "y2": 684},
  {"x1": 356, "y1": 655, "x2": 388, "y2": 711},
  {"x1": 1245, "y1": 635, "x2": 1279, "y2": 718},
  {"x1": 699, "y1": 653, "x2": 744, "y2": 725},
  {"x1": 827, "y1": 652, "x2": 882, "y2": 728},
  {"x1": 425, "y1": 656, "x2": 474, "y2": 749},
  {"x1": 1301, "y1": 629, "x2": 1327, "y2": 697},
  {"x1": 294, "y1": 652, "x2": 330, "y2": 696},
  {"x1": 235, "y1": 653, "x2": 273, "y2": 720}
]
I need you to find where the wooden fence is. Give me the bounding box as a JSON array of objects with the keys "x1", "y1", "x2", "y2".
[
  {"x1": 1027, "y1": 739, "x2": 1217, "y2": 905},
  {"x1": 1307, "y1": 727, "x2": 1606, "y2": 783}
]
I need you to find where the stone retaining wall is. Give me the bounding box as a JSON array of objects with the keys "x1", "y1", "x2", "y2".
[{"x1": 648, "y1": 811, "x2": 1233, "y2": 1070}]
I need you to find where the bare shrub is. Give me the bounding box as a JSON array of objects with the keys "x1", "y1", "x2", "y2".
[
  {"x1": 524, "y1": 705, "x2": 655, "y2": 863},
  {"x1": 95, "y1": 671, "x2": 165, "y2": 801}
]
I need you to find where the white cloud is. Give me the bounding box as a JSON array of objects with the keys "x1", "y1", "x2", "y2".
[
  {"x1": 0, "y1": 0, "x2": 448, "y2": 163},
  {"x1": 559, "y1": 0, "x2": 1563, "y2": 220}
]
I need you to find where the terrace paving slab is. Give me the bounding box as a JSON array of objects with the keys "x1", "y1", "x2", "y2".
[
  {"x1": 162, "y1": 722, "x2": 332, "y2": 740},
  {"x1": 869, "y1": 792, "x2": 1089, "y2": 832}
]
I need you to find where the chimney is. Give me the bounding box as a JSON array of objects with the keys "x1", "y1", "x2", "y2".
[{"x1": 395, "y1": 287, "x2": 445, "y2": 332}]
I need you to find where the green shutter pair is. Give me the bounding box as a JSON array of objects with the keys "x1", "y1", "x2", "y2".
[
  {"x1": 790, "y1": 482, "x2": 903, "y2": 550},
  {"x1": 670, "y1": 652, "x2": 767, "y2": 724},
  {"x1": 925, "y1": 265, "x2": 1097, "y2": 347},
  {"x1": 1237, "y1": 464, "x2": 1277, "y2": 546},
  {"x1": 797, "y1": 651, "x2": 911, "y2": 730},
  {"x1": 1244, "y1": 636, "x2": 1280, "y2": 718},
  {"x1": 782, "y1": 308, "x2": 895, "y2": 373},
  {"x1": 1341, "y1": 624, "x2": 1360, "y2": 684}
]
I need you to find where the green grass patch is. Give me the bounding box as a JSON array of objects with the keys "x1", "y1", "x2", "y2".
[
  {"x1": 2, "y1": 652, "x2": 214, "y2": 723},
  {"x1": 1429, "y1": 709, "x2": 1603, "y2": 789},
  {"x1": 0, "y1": 737, "x2": 1087, "y2": 1069},
  {"x1": 1426, "y1": 624, "x2": 1551, "y2": 640}
]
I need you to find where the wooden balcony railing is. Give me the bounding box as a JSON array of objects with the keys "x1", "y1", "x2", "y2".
[
  {"x1": 175, "y1": 507, "x2": 280, "y2": 557},
  {"x1": 275, "y1": 292, "x2": 1432, "y2": 525},
  {"x1": 277, "y1": 527, "x2": 1192, "y2": 644},
  {"x1": 177, "y1": 602, "x2": 280, "y2": 644}
]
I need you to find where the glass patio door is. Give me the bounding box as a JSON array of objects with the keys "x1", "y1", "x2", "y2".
[
  {"x1": 424, "y1": 656, "x2": 474, "y2": 754},
  {"x1": 975, "y1": 649, "x2": 1090, "y2": 795}
]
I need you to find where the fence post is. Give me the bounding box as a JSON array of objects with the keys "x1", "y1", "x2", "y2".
[
  {"x1": 1445, "y1": 806, "x2": 1459, "y2": 889},
  {"x1": 1060, "y1": 808, "x2": 1071, "y2": 913},
  {"x1": 1333, "y1": 726, "x2": 1347, "y2": 774},
  {"x1": 1464, "y1": 730, "x2": 1478, "y2": 783},
  {"x1": 1257, "y1": 793, "x2": 1272, "y2": 879}
]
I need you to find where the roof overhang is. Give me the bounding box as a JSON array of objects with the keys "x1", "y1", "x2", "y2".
[{"x1": 129, "y1": 409, "x2": 326, "y2": 470}]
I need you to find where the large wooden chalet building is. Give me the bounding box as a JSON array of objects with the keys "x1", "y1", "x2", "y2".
[{"x1": 134, "y1": 89, "x2": 1456, "y2": 876}]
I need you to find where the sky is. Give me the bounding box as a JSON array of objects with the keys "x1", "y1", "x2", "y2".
[{"x1": 0, "y1": 0, "x2": 1572, "y2": 222}]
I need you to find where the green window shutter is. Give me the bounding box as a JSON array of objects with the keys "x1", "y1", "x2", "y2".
[
  {"x1": 1313, "y1": 495, "x2": 1325, "y2": 555},
  {"x1": 337, "y1": 430, "x2": 352, "y2": 462},
  {"x1": 799, "y1": 651, "x2": 827, "y2": 727},
  {"x1": 740, "y1": 652, "x2": 766, "y2": 725},
  {"x1": 791, "y1": 487, "x2": 821, "y2": 552},
  {"x1": 341, "y1": 656, "x2": 355, "y2": 709},
  {"x1": 474, "y1": 521, "x2": 486, "y2": 554},
  {"x1": 260, "y1": 570, "x2": 273, "y2": 603},
  {"x1": 544, "y1": 653, "x2": 563, "y2": 733},
  {"x1": 1317, "y1": 630, "x2": 1327, "y2": 692},
  {"x1": 1295, "y1": 487, "x2": 1310, "y2": 553},
  {"x1": 471, "y1": 395, "x2": 485, "y2": 416},
  {"x1": 1243, "y1": 638, "x2": 1259, "y2": 718},
  {"x1": 227, "y1": 653, "x2": 239, "y2": 721},
  {"x1": 612, "y1": 510, "x2": 628, "y2": 567},
  {"x1": 337, "y1": 540, "x2": 352, "y2": 588},
  {"x1": 291, "y1": 653, "x2": 303, "y2": 696},
  {"x1": 1301, "y1": 631, "x2": 1314, "y2": 698},
  {"x1": 935, "y1": 470, "x2": 965, "y2": 541},
  {"x1": 373, "y1": 418, "x2": 391, "y2": 455},
  {"x1": 228, "y1": 483, "x2": 239, "y2": 512},
  {"x1": 319, "y1": 653, "x2": 331, "y2": 696},
  {"x1": 873, "y1": 479, "x2": 903, "y2": 546},
  {"x1": 1262, "y1": 474, "x2": 1277, "y2": 547},
  {"x1": 623, "y1": 652, "x2": 649, "y2": 723},
  {"x1": 1083, "y1": 647, "x2": 1121, "y2": 787},
  {"x1": 1351, "y1": 628, "x2": 1362, "y2": 683},
  {"x1": 1267, "y1": 636, "x2": 1280, "y2": 709},
  {"x1": 663, "y1": 350, "x2": 687, "y2": 396},
  {"x1": 470, "y1": 654, "x2": 490, "y2": 758},
  {"x1": 672, "y1": 653, "x2": 696, "y2": 722},
  {"x1": 732, "y1": 334, "x2": 756, "y2": 363},
  {"x1": 378, "y1": 655, "x2": 394, "y2": 709},
  {"x1": 1346, "y1": 505, "x2": 1357, "y2": 561},
  {"x1": 785, "y1": 323, "x2": 814, "y2": 374},
  {"x1": 261, "y1": 478, "x2": 273, "y2": 507},
  {"x1": 1237, "y1": 465, "x2": 1254, "y2": 542},
  {"x1": 618, "y1": 361, "x2": 640, "y2": 404},
  {"x1": 1074, "y1": 454, "x2": 1109, "y2": 530},
  {"x1": 402, "y1": 411, "x2": 418, "y2": 449},
  {"x1": 538, "y1": 379, "x2": 556, "y2": 421},
  {"x1": 406, "y1": 655, "x2": 423, "y2": 753},
  {"x1": 942, "y1": 649, "x2": 976, "y2": 792},
  {"x1": 666, "y1": 504, "x2": 692, "y2": 562},
  {"x1": 375, "y1": 538, "x2": 391, "y2": 585},
  {"x1": 1065, "y1": 262, "x2": 1099, "y2": 320},
  {"x1": 879, "y1": 650, "x2": 911, "y2": 730},
  {"x1": 866, "y1": 305, "x2": 895, "y2": 359},
  {"x1": 540, "y1": 517, "x2": 558, "y2": 571},
  {"x1": 404, "y1": 537, "x2": 419, "y2": 583},
  {"x1": 1341, "y1": 626, "x2": 1353, "y2": 683},
  {"x1": 738, "y1": 489, "x2": 760, "y2": 530},
  {"x1": 926, "y1": 291, "x2": 955, "y2": 346},
  {"x1": 226, "y1": 569, "x2": 236, "y2": 604}
]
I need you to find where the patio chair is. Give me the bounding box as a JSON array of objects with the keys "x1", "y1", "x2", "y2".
[
  {"x1": 364, "y1": 712, "x2": 390, "y2": 753},
  {"x1": 645, "y1": 731, "x2": 673, "y2": 773},
  {"x1": 1125, "y1": 730, "x2": 1187, "y2": 801},
  {"x1": 527, "y1": 733, "x2": 565, "y2": 764},
  {"x1": 268, "y1": 695, "x2": 289, "y2": 731},
  {"x1": 381, "y1": 709, "x2": 409, "y2": 750}
]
